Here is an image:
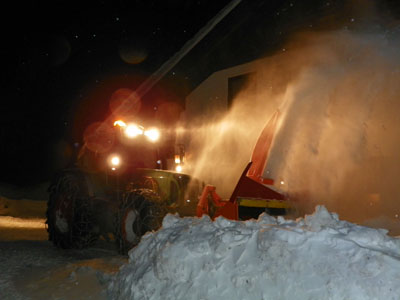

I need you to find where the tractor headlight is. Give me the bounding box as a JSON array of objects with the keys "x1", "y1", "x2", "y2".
[
  {"x1": 114, "y1": 120, "x2": 159, "y2": 142},
  {"x1": 125, "y1": 123, "x2": 144, "y2": 138},
  {"x1": 144, "y1": 128, "x2": 160, "y2": 142},
  {"x1": 109, "y1": 155, "x2": 121, "y2": 170}
]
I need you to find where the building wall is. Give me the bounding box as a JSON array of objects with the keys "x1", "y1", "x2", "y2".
[
  {"x1": 183, "y1": 57, "x2": 267, "y2": 123},
  {"x1": 178, "y1": 57, "x2": 280, "y2": 195}
]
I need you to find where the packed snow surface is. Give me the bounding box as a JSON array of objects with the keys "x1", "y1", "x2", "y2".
[{"x1": 109, "y1": 206, "x2": 400, "y2": 300}]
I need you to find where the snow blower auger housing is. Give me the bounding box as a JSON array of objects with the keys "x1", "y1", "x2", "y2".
[
  {"x1": 197, "y1": 110, "x2": 291, "y2": 220},
  {"x1": 46, "y1": 119, "x2": 203, "y2": 254}
]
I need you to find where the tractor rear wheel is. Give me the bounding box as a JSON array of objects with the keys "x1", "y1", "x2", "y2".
[
  {"x1": 46, "y1": 172, "x2": 98, "y2": 249},
  {"x1": 116, "y1": 189, "x2": 166, "y2": 254}
]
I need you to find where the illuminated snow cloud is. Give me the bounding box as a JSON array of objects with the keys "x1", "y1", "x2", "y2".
[{"x1": 108, "y1": 206, "x2": 400, "y2": 300}]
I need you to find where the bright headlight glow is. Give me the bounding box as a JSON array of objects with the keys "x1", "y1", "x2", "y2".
[
  {"x1": 110, "y1": 156, "x2": 120, "y2": 166},
  {"x1": 125, "y1": 124, "x2": 144, "y2": 138},
  {"x1": 144, "y1": 128, "x2": 160, "y2": 142},
  {"x1": 176, "y1": 165, "x2": 183, "y2": 173}
]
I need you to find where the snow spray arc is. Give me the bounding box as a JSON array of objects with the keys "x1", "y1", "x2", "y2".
[
  {"x1": 184, "y1": 28, "x2": 400, "y2": 232},
  {"x1": 266, "y1": 29, "x2": 400, "y2": 227}
]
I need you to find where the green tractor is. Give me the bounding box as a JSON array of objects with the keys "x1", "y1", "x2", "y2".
[{"x1": 46, "y1": 119, "x2": 202, "y2": 253}]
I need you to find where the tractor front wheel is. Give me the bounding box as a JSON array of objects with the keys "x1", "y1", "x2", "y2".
[
  {"x1": 116, "y1": 189, "x2": 166, "y2": 254},
  {"x1": 46, "y1": 172, "x2": 98, "y2": 249}
]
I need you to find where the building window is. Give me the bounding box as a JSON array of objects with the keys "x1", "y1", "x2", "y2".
[{"x1": 227, "y1": 72, "x2": 256, "y2": 108}]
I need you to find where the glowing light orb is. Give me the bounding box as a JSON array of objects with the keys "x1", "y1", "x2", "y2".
[
  {"x1": 125, "y1": 124, "x2": 143, "y2": 138},
  {"x1": 111, "y1": 156, "x2": 120, "y2": 166},
  {"x1": 144, "y1": 128, "x2": 160, "y2": 142}
]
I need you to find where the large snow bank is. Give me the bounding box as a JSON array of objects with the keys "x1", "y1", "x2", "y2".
[{"x1": 109, "y1": 206, "x2": 400, "y2": 300}]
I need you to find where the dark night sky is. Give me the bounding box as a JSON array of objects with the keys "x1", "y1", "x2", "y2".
[
  {"x1": 2, "y1": 0, "x2": 235, "y2": 185},
  {"x1": 2, "y1": 0, "x2": 400, "y2": 186}
]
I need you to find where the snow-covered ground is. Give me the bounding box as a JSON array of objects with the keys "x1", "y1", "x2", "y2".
[
  {"x1": 0, "y1": 184, "x2": 126, "y2": 300},
  {"x1": 1, "y1": 183, "x2": 400, "y2": 299}
]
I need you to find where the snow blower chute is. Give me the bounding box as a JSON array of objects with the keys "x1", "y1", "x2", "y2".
[{"x1": 197, "y1": 110, "x2": 290, "y2": 220}]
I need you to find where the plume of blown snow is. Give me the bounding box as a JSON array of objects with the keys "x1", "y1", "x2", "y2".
[
  {"x1": 184, "y1": 26, "x2": 400, "y2": 232},
  {"x1": 266, "y1": 29, "x2": 400, "y2": 227}
]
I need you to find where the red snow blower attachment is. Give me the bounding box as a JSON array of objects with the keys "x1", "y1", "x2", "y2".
[{"x1": 197, "y1": 110, "x2": 290, "y2": 220}]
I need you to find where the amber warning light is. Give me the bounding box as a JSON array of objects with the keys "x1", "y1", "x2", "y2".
[{"x1": 114, "y1": 120, "x2": 127, "y2": 127}]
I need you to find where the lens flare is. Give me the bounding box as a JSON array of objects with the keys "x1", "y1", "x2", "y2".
[
  {"x1": 125, "y1": 124, "x2": 144, "y2": 138},
  {"x1": 110, "y1": 88, "x2": 142, "y2": 117},
  {"x1": 144, "y1": 128, "x2": 160, "y2": 142},
  {"x1": 83, "y1": 122, "x2": 115, "y2": 154}
]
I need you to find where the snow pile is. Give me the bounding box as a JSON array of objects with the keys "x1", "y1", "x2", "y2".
[{"x1": 109, "y1": 206, "x2": 400, "y2": 300}]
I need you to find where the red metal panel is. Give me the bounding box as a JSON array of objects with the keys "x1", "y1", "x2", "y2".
[
  {"x1": 196, "y1": 185, "x2": 214, "y2": 217},
  {"x1": 230, "y1": 162, "x2": 285, "y2": 203},
  {"x1": 214, "y1": 201, "x2": 238, "y2": 220},
  {"x1": 196, "y1": 110, "x2": 286, "y2": 221},
  {"x1": 247, "y1": 110, "x2": 280, "y2": 184}
]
